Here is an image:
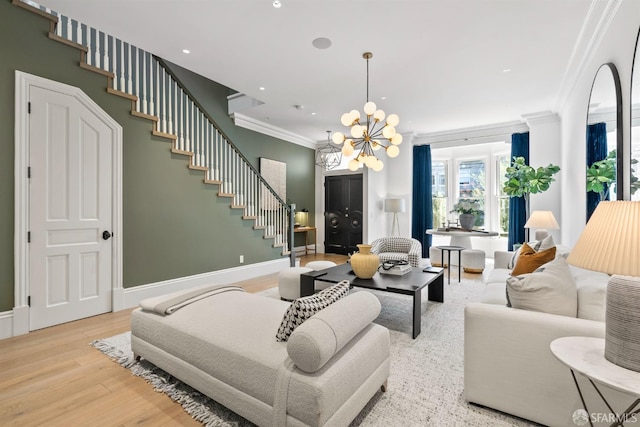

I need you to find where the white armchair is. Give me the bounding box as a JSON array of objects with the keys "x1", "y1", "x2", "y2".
[{"x1": 370, "y1": 237, "x2": 422, "y2": 268}]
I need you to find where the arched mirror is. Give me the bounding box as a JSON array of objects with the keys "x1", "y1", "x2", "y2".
[
  {"x1": 631, "y1": 27, "x2": 640, "y2": 201},
  {"x1": 586, "y1": 63, "x2": 623, "y2": 220}
]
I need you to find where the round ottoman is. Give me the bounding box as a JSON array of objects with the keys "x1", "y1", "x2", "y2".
[
  {"x1": 304, "y1": 261, "x2": 338, "y2": 291},
  {"x1": 462, "y1": 249, "x2": 485, "y2": 273},
  {"x1": 278, "y1": 267, "x2": 313, "y2": 301},
  {"x1": 305, "y1": 260, "x2": 337, "y2": 271}
]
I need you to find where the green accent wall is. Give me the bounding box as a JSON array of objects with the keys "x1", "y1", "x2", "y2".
[{"x1": 0, "y1": 0, "x2": 315, "y2": 312}]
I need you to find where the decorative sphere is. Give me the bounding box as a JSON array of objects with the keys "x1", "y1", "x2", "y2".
[
  {"x1": 373, "y1": 109, "x2": 385, "y2": 122},
  {"x1": 364, "y1": 101, "x2": 377, "y2": 115},
  {"x1": 382, "y1": 125, "x2": 396, "y2": 139},
  {"x1": 342, "y1": 143, "x2": 354, "y2": 156},
  {"x1": 371, "y1": 141, "x2": 382, "y2": 151},
  {"x1": 391, "y1": 133, "x2": 403, "y2": 145},
  {"x1": 348, "y1": 159, "x2": 360, "y2": 171},
  {"x1": 387, "y1": 114, "x2": 399, "y2": 126},
  {"x1": 341, "y1": 113, "x2": 353, "y2": 126},
  {"x1": 365, "y1": 155, "x2": 378, "y2": 169},
  {"x1": 351, "y1": 125, "x2": 365, "y2": 138},
  {"x1": 387, "y1": 145, "x2": 400, "y2": 158},
  {"x1": 350, "y1": 109, "x2": 361, "y2": 121},
  {"x1": 373, "y1": 159, "x2": 384, "y2": 171},
  {"x1": 332, "y1": 131, "x2": 345, "y2": 144}
]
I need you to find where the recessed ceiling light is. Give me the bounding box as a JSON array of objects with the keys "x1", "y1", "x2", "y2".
[
  {"x1": 312, "y1": 37, "x2": 332, "y2": 50},
  {"x1": 503, "y1": 68, "x2": 511, "y2": 73},
  {"x1": 311, "y1": 112, "x2": 317, "y2": 116},
  {"x1": 259, "y1": 87, "x2": 265, "y2": 91},
  {"x1": 182, "y1": 49, "x2": 190, "y2": 54},
  {"x1": 381, "y1": 96, "x2": 387, "y2": 100},
  {"x1": 273, "y1": 0, "x2": 282, "y2": 8}
]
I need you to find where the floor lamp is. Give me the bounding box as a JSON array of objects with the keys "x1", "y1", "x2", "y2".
[{"x1": 384, "y1": 198, "x2": 405, "y2": 237}]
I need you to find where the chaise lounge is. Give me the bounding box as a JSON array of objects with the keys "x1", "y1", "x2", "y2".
[{"x1": 131, "y1": 283, "x2": 390, "y2": 427}]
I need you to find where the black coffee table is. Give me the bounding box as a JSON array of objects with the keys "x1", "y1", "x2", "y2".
[{"x1": 300, "y1": 263, "x2": 444, "y2": 339}]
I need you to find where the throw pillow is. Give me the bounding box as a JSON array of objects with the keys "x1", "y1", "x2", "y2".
[
  {"x1": 511, "y1": 242, "x2": 556, "y2": 276},
  {"x1": 508, "y1": 234, "x2": 555, "y2": 269},
  {"x1": 275, "y1": 280, "x2": 350, "y2": 342},
  {"x1": 506, "y1": 257, "x2": 577, "y2": 317}
]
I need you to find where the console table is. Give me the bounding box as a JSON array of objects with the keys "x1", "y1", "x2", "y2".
[
  {"x1": 550, "y1": 336, "x2": 640, "y2": 426},
  {"x1": 426, "y1": 229, "x2": 499, "y2": 249},
  {"x1": 294, "y1": 226, "x2": 317, "y2": 255}
]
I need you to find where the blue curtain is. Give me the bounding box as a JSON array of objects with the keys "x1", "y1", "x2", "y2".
[
  {"x1": 507, "y1": 132, "x2": 530, "y2": 251},
  {"x1": 412, "y1": 144, "x2": 432, "y2": 258},
  {"x1": 586, "y1": 122, "x2": 608, "y2": 221}
]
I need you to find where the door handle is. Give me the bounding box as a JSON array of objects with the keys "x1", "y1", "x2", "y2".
[{"x1": 102, "y1": 231, "x2": 112, "y2": 240}]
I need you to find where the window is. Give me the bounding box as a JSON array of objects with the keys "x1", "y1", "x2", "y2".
[
  {"x1": 458, "y1": 159, "x2": 485, "y2": 227},
  {"x1": 496, "y1": 155, "x2": 510, "y2": 236},
  {"x1": 432, "y1": 161, "x2": 448, "y2": 228}
]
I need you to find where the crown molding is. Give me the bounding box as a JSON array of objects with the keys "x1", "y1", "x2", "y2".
[
  {"x1": 521, "y1": 111, "x2": 561, "y2": 126},
  {"x1": 554, "y1": 0, "x2": 623, "y2": 113},
  {"x1": 230, "y1": 112, "x2": 317, "y2": 149},
  {"x1": 411, "y1": 120, "x2": 529, "y2": 147}
]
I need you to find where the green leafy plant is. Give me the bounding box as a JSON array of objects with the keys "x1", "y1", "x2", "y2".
[
  {"x1": 586, "y1": 150, "x2": 616, "y2": 201},
  {"x1": 503, "y1": 156, "x2": 560, "y2": 217}
]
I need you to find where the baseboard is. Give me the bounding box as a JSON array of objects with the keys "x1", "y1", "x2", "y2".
[
  {"x1": 0, "y1": 311, "x2": 13, "y2": 340},
  {"x1": 121, "y1": 257, "x2": 290, "y2": 309},
  {"x1": 1, "y1": 258, "x2": 291, "y2": 339}
]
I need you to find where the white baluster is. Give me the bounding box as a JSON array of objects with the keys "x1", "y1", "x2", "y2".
[
  {"x1": 161, "y1": 71, "x2": 167, "y2": 133},
  {"x1": 126, "y1": 43, "x2": 133, "y2": 95},
  {"x1": 54, "y1": 12, "x2": 62, "y2": 37},
  {"x1": 142, "y1": 52, "x2": 147, "y2": 114},
  {"x1": 102, "y1": 32, "x2": 109, "y2": 72},
  {"x1": 86, "y1": 26, "x2": 92, "y2": 66},
  {"x1": 179, "y1": 89, "x2": 185, "y2": 151},
  {"x1": 93, "y1": 28, "x2": 100, "y2": 67},
  {"x1": 66, "y1": 16, "x2": 72, "y2": 43},
  {"x1": 111, "y1": 36, "x2": 117, "y2": 90},
  {"x1": 118, "y1": 39, "x2": 125, "y2": 92},
  {"x1": 75, "y1": 19, "x2": 82, "y2": 47},
  {"x1": 167, "y1": 77, "x2": 173, "y2": 135},
  {"x1": 155, "y1": 61, "x2": 161, "y2": 120},
  {"x1": 134, "y1": 47, "x2": 140, "y2": 111}
]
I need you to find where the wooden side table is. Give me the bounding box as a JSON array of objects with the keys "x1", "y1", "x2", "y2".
[
  {"x1": 293, "y1": 226, "x2": 317, "y2": 255},
  {"x1": 550, "y1": 336, "x2": 640, "y2": 426}
]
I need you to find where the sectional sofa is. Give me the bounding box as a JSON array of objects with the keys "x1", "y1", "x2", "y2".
[{"x1": 464, "y1": 248, "x2": 635, "y2": 426}]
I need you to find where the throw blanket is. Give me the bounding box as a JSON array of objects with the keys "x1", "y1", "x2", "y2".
[{"x1": 139, "y1": 284, "x2": 244, "y2": 315}]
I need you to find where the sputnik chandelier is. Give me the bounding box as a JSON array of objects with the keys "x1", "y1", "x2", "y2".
[{"x1": 332, "y1": 52, "x2": 403, "y2": 172}]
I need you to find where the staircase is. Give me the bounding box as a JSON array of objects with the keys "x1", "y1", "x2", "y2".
[{"x1": 14, "y1": 0, "x2": 296, "y2": 265}]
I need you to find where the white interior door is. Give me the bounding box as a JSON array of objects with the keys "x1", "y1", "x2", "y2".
[{"x1": 28, "y1": 85, "x2": 113, "y2": 330}]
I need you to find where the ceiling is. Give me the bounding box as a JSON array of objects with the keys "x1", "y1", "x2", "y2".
[{"x1": 39, "y1": 0, "x2": 594, "y2": 145}]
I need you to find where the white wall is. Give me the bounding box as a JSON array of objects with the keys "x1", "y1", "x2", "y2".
[{"x1": 559, "y1": 0, "x2": 640, "y2": 246}]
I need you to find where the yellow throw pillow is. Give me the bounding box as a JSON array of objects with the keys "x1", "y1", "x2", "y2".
[{"x1": 511, "y1": 242, "x2": 556, "y2": 276}]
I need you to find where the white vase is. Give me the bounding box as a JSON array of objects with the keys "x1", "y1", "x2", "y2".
[{"x1": 459, "y1": 214, "x2": 475, "y2": 231}]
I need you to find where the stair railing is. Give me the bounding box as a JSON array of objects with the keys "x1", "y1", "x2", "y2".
[{"x1": 17, "y1": 0, "x2": 296, "y2": 266}]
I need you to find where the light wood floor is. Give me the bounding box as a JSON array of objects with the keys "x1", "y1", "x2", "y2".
[
  {"x1": 0, "y1": 254, "x2": 347, "y2": 426},
  {"x1": 0, "y1": 252, "x2": 486, "y2": 426}
]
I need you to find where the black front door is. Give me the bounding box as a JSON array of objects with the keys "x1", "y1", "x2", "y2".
[{"x1": 324, "y1": 174, "x2": 363, "y2": 254}]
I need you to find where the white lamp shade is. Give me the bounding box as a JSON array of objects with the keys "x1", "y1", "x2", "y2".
[
  {"x1": 524, "y1": 210, "x2": 560, "y2": 229},
  {"x1": 566, "y1": 201, "x2": 640, "y2": 276},
  {"x1": 384, "y1": 198, "x2": 406, "y2": 213}
]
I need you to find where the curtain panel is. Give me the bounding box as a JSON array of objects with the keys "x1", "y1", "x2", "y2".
[
  {"x1": 507, "y1": 132, "x2": 530, "y2": 251},
  {"x1": 586, "y1": 122, "x2": 608, "y2": 221},
  {"x1": 412, "y1": 145, "x2": 432, "y2": 258}
]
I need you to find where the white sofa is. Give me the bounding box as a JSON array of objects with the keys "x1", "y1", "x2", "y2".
[
  {"x1": 464, "y1": 249, "x2": 635, "y2": 427},
  {"x1": 131, "y1": 284, "x2": 390, "y2": 427}
]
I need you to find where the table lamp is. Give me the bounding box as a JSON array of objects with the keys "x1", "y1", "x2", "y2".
[
  {"x1": 384, "y1": 198, "x2": 405, "y2": 236},
  {"x1": 566, "y1": 201, "x2": 640, "y2": 372},
  {"x1": 524, "y1": 210, "x2": 559, "y2": 241}
]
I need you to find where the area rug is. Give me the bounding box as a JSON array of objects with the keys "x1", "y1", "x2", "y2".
[{"x1": 91, "y1": 278, "x2": 539, "y2": 427}]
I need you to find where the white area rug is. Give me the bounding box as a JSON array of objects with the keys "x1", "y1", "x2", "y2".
[{"x1": 92, "y1": 279, "x2": 539, "y2": 426}]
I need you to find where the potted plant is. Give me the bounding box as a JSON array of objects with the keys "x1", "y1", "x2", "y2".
[
  {"x1": 586, "y1": 150, "x2": 616, "y2": 201},
  {"x1": 503, "y1": 156, "x2": 560, "y2": 218},
  {"x1": 450, "y1": 199, "x2": 483, "y2": 230}
]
